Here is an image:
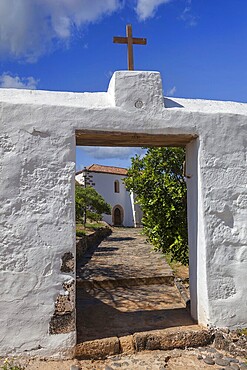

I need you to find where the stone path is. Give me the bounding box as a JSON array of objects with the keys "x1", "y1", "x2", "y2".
[
  {"x1": 76, "y1": 228, "x2": 199, "y2": 356},
  {"x1": 77, "y1": 228, "x2": 174, "y2": 285},
  {"x1": 5, "y1": 347, "x2": 247, "y2": 369}
]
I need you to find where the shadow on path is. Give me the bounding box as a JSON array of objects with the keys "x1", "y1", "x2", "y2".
[
  {"x1": 77, "y1": 288, "x2": 194, "y2": 342},
  {"x1": 76, "y1": 228, "x2": 192, "y2": 344}
]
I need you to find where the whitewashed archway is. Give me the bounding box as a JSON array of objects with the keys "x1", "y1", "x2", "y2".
[{"x1": 0, "y1": 71, "x2": 246, "y2": 357}]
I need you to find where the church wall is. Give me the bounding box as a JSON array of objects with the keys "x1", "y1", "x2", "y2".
[
  {"x1": 89, "y1": 172, "x2": 134, "y2": 227},
  {"x1": 130, "y1": 191, "x2": 143, "y2": 227},
  {"x1": 76, "y1": 171, "x2": 142, "y2": 227},
  {"x1": 0, "y1": 71, "x2": 246, "y2": 357}
]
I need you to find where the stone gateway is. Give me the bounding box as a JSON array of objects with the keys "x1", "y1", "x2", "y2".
[{"x1": 0, "y1": 71, "x2": 246, "y2": 357}]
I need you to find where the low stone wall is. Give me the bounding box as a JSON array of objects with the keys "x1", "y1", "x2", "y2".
[
  {"x1": 76, "y1": 227, "x2": 112, "y2": 261},
  {"x1": 214, "y1": 329, "x2": 247, "y2": 357},
  {"x1": 49, "y1": 252, "x2": 75, "y2": 335},
  {"x1": 49, "y1": 227, "x2": 112, "y2": 336}
]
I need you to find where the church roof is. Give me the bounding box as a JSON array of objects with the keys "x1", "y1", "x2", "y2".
[{"x1": 86, "y1": 164, "x2": 128, "y2": 176}]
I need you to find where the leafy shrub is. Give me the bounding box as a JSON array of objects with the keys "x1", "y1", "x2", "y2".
[
  {"x1": 125, "y1": 147, "x2": 188, "y2": 265},
  {"x1": 75, "y1": 184, "x2": 111, "y2": 223}
]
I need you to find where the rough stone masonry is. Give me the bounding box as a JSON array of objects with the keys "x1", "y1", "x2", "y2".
[{"x1": 0, "y1": 71, "x2": 246, "y2": 358}]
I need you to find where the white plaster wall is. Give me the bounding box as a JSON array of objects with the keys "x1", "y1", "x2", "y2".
[
  {"x1": 198, "y1": 113, "x2": 247, "y2": 328},
  {"x1": 186, "y1": 139, "x2": 209, "y2": 324},
  {"x1": 76, "y1": 172, "x2": 134, "y2": 227},
  {"x1": 130, "y1": 191, "x2": 143, "y2": 227},
  {"x1": 0, "y1": 120, "x2": 76, "y2": 357},
  {"x1": 0, "y1": 70, "x2": 246, "y2": 357}
]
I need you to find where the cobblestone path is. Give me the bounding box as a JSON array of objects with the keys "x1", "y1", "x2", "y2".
[
  {"x1": 77, "y1": 227, "x2": 174, "y2": 284},
  {"x1": 76, "y1": 228, "x2": 194, "y2": 345}
]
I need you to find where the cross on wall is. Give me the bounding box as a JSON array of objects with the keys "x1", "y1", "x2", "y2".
[{"x1": 113, "y1": 24, "x2": 147, "y2": 71}]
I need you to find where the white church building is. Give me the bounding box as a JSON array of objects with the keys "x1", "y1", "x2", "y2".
[{"x1": 76, "y1": 164, "x2": 142, "y2": 227}]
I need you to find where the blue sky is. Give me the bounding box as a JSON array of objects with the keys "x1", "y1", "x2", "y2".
[{"x1": 0, "y1": 0, "x2": 246, "y2": 169}]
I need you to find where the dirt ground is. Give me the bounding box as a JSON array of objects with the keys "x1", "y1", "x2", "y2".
[{"x1": 2, "y1": 347, "x2": 246, "y2": 370}]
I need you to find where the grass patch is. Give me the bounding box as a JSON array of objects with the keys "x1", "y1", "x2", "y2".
[
  {"x1": 237, "y1": 328, "x2": 247, "y2": 336},
  {"x1": 76, "y1": 229, "x2": 86, "y2": 237},
  {"x1": 85, "y1": 222, "x2": 105, "y2": 229},
  {"x1": 76, "y1": 223, "x2": 86, "y2": 237},
  {"x1": 76, "y1": 221, "x2": 107, "y2": 237},
  {"x1": 165, "y1": 253, "x2": 189, "y2": 281}
]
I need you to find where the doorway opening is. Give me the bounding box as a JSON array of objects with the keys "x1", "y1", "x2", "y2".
[
  {"x1": 112, "y1": 205, "x2": 124, "y2": 226},
  {"x1": 75, "y1": 130, "x2": 198, "y2": 354}
]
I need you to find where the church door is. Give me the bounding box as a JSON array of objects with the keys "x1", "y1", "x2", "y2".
[{"x1": 114, "y1": 207, "x2": 122, "y2": 226}]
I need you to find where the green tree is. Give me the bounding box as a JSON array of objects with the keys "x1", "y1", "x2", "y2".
[
  {"x1": 125, "y1": 147, "x2": 188, "y2": 265},
  {"x1": 75, "y1": 183, "x2": 111, "y2": 224}
]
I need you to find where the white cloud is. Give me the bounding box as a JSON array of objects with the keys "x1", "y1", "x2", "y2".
[
  {"x1": 0, "y1": 73, "x2": 38, "y2": 89},
  {"x1": 136, "y1": 0, "x2": 172, "y2": 21},
  {"x1": 0, "y1": 0, "x2": 193, "y2": 62},
  {"x1": 179, "y1": 4, "x2": 197, "y2": 27},
  {"x1": 82, "y1": 146, "x2": 145, "y2": 160},
  {"x1": 0, "y1": 0, "x2": 122, "y2": 61},
  {"x1": 167, "y1": 86, "x2": 176, "y2": 96}
]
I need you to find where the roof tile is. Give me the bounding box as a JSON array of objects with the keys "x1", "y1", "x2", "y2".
[{"x1": 86, "y1": 164, "x2": 128, "y2": 175}]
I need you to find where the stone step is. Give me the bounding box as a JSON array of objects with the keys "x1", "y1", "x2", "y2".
[
  {"x1": 76, "y1": 283, "x2": 193, "y2": 345},
  {"x1": 75, "y1": 326, "x2": 213, "y2": 360},
  {"x1": 76, "y1": 274, "x2": 174, "y2": 289}
]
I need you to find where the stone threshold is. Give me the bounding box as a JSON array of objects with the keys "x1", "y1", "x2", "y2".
[{"x1": 75, "y1": 325, "x2": 213, "y2": 360}]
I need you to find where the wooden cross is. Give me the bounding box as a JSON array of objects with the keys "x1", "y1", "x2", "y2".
[{"x1": 113, "y1": 24, "x2": 147, "y2": 71}]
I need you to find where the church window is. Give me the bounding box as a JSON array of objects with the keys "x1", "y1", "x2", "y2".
[{"x1": 114, "y1": 180, "x2": 120, "y2": 193}]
